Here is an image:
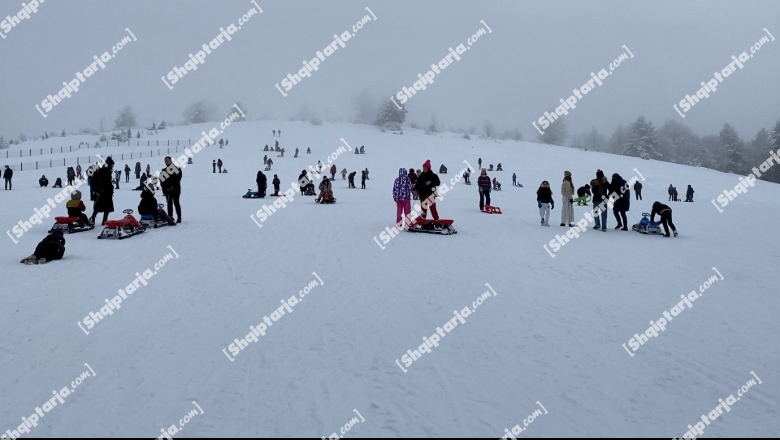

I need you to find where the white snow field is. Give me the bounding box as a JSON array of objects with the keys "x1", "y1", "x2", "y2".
[{"x1": 1, "y1": 121, "x2": 778, "y2": 438}]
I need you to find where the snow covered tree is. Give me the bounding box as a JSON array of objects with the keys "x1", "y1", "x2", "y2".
[
  {"x1": 19, "y1": 132, "x2": 27, "y2": 143},
  {"x1": 483, "y1": 120, "x2": 495, "y2": 138},
  {"x1": 158, "y1": 120, "x2": 167, "y2": 130},
  {"x1": 294, "y1": 102, "x2": 315, "y2": 122},
  {"x1": 183, "y1": 100, "x2": 215, "y2": 124},
  {"x1": 658, "y1": 120, "x2": 700, "y2": 164},
  {"x1": 137, "y1": 130, "x2": 141, "y2": 138},
  {"x1": 0, "y1": 136, "x2": 7, "y2": 149},
  {"x1": 353, "y1": 90, "x2": 378, "y2": 125},
  {"x1": 114, "y1": 106, "x2": 137, "y2": 129},
  {"x1": 425, "y1": 115, "x2": 440, "y2": 134},
  {"x1": 375, "y1": 99, "x2": 407, "y2": 129},
  {"x1": 61, "y1": 129, "x2": 66, "y2": 137},
  {"x1": 719, "y1": 123, "x2": 747, "y2": 174},
  {"x1": 127, "y1": 128, "x2": 132, "y2": 138},
  {"x1": 150, "y1": 122, "x2": 157, "y2": 130},
  {"x1": 608, "y1": 124, "x2": 626, "y2": 154},
  {"x1": 622, "y1": 116, "x2": 661, "y2": 160},
  {"x1": 537, "y1": 118, "x2": 567, "y2": 145}
]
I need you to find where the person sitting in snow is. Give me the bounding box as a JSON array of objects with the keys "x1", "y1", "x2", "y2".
[
  {"x1": 39, "y1": 175, "x2": 49, "y2": 187},
  {"x1": 52, "y1": 178, "x2": 63, "y2": 188},
  {"x1": 317, "y1": 176, "x2": 334, "y2": 203},
  {"x1": 488, "y1": 164, "x2": 494, "y2": 171},
  {"x1": 21, "y1": 230, "x2": 65, "y2": 264},
  {"x1": 138, "y1": 186, "x2": 176, "y2": 226},
  {"x1": 264, "y1": 145, "x2": 269, "y2": 151},
  {"x1": 306, "y1": 147, "x2": 311, "y2": 154},
  {"x1": 359, "y1": 145, "x2": 365, "y2": 154},
  {"x1": 497, "y1": 163, "x2": 503, "y2": 171},
  {"x1": 492, "y1": 177, "x2": 501, "y2": 191},
  {"x1": 66, "y1": 190, "x2": 91, "y2": 227},
  {"x1": 439, "y1": 164, "x2": 447, "y2": 174}
]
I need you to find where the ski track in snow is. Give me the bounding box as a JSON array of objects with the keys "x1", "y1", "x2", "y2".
[{"x1": 0, "y1": 121, "x2": 778, "y2": 437}]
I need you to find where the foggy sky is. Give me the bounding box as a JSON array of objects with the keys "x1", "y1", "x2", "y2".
[{"x1": 1, "y1": 0, "x2": 778, "y2": 141}]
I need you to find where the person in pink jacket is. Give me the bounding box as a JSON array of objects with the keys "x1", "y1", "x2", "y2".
[{"x1": 393, "y1": 168, "x2": 413, "y2": 227}]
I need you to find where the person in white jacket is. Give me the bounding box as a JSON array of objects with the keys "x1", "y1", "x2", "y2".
[{"x1": 560, "y1": 170, "x2": 575, "y2": 227}]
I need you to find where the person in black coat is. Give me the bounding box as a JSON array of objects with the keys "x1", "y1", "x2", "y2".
[
  {"x1": 217, "y1": 159, "x2": 223, "y2": 173},
  {"x1": 668, "y1": 184, "x2": 674, "y2": 201},
  {"x1": 160, "y1": 156, "x2": 182, "y2": 223},
  {"x1": 135, "y1": 162, "x2": 141, "y2": 179},
  {"x1": 256, "y1": 170, "x2": 267, "y2": 197},
  {"x1": 272, "y1": 174, "x2": 281, "y2": 196},
  {"x1": 685, "y1": 185, "x2": 694, "y2": 202},
  {"x1": 3, "y1": 165, "x2": 13, "y2": 190},
  {"x1": 89, "y1": 157, "x2": 115, "y2": 226},
  {"x1": 651, "y1": 201, "x2": 678, "y2": 237},
  {"x1": 672, "y1": 186, "x2": 679, "y2": 202},
  {"x1": 610, "y1": 173, "x2": 630, "y2": 230},
  {"x1": 53, "y1": 178, "x2": 63, "y2": 188},
  {"x1": 139, "y1": 187, "x2": 176, "y2": 225},
  {"x1": 39, "y1": 175, "x2": 49, "y2": 187},
  {"x1": 298, "y1": 170, "x2": 310, "y2": 195},
  {"x1": 21, "y1": 230, "x2": 66, "y2": 264},
  {"x1": 66, "y1": 167, "x2": 76, "y2": 186},
  {"x1": 633, "y1": 181, "x2": 642, "y2": 200},
  {"x1": 361, "y1": 170, "x2": 367, "y2": 189}
]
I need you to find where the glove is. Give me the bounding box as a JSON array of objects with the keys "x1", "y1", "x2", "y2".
[
  {"x1": 551, "y1": 203, "x2": 555, "y2": 210},
  {"x1": 537, "y1": 202, "x2": 542, "y2": 209}
]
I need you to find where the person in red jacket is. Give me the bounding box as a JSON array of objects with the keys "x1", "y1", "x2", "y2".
[
  {"x1": 330, "y1": 164, "x2": 337, "y2": 180},
  {"x1": 412, "y1": 160, "x2": 441, "y2": 221},
  {"x1": 477, "y1": 169, "x2": 491, "y2": 211}
]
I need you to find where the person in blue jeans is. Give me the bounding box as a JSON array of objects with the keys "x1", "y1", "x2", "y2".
[{"x1": 589, "y1": 169, "x2": 610, "y2": 231}]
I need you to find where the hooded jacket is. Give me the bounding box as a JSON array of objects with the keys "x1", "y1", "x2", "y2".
[
  {"x1": 138, "y1": 189, "x2": 159, "y2": 217},
  {"x1": 610, "y1": 174, "x2": 630, "y2": 211},
  {"x1": 413, "y1": 169, "x2": 440, "y2": 198},
  {"x1": 561, "y1": 178, "x2": 574, "y2": 198},
  {"x1": 536, "y1": 182, "x2": 554, "y2": 203},
  {"x1": 257, "y1": 171, "x2": 267, "y2": 187},
  {"x1": 650, "y1": 202, "x2": 671, "y2": 221},
  {"x1": 590, "y1": 170, "x2": 609, "y2": 203},
  {"x1": 393, "y1": 168, "x2": 412, "y2": 201}
]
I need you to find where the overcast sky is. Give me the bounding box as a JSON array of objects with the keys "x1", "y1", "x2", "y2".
[{"x1": 1, "y1": 0, "x2": 778, "y2": 141}]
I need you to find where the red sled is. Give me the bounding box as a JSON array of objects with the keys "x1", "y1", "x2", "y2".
[
  {"x1": 49, "y1": 216, "x2": 95, "y2": 234},
  {"x1": 98, "y1": 209, "x2": 146, "y2": 239},
  {"x1": 409, "y1": 218, "x2": 457, "y2": 235},
  {"x1": 482, "y1": 205, "x2": 502, "y2": 214}
]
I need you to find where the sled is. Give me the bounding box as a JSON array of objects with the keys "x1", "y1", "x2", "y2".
[
  {"x1": 98, "y1": 209, "x2": 146, "y2": 239},
  {"x1": 243, "y1": 189, "x2": 265, "y2": 199},
  {"x1": 408, "y1": 218, "x2": 457, "y2": 235},
  {"x1": 482, "y1": 205, "x2": 502, "y2": 214},
  {"x1": 139, "y1": 204, "x2": 174, "y2": 229},
  {"x1": 49, "y1": 216, "x2": 94, "y2": 234},
  {"x1": 316, "y1": 193, "x2": 336, "y2": 204},
  {"x1": 574, "y1": 196, "x2": 591, "y2": 205},
  {"x1": 303, "y1": 186, "x2": 316, "y2": 196},
  {"x1": 631, "y1": 213, "x2": 664, "y2": 235}
]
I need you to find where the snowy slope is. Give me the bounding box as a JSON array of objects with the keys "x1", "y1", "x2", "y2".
[{"x1": 1, "y1": 121, "x2": 778, "y2": 438}]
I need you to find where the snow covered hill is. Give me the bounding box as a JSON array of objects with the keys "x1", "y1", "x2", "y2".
[{"x1": 1, "y1": 121, "x2": 778, "y2": 437}]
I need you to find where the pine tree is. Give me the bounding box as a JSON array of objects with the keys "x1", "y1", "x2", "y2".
[
  {"x1": 115, "y1": 106, "x2": 137, "y2": 129},
  {"x1": 183, "y1": 101, "x2": 214, "y2": 124},
  {"x1": 622, "y1": 116, "x2": 662, "y2": 160},
  {"x1": 719, "y1": 123, "x2": 747, "y2": 174},
  {"x1": 19, "y1": 132, "x2": 27, "y2": 142},
  {"x1": 61, "y1": 129, "x2": 66, "y2": 137},
  {"x1": 159, "y1": 120, "x2": 167, "y2": 130},
  {"x1": 537, "y1": 118, "x2": 567, "y2": 145},
  {"x1": 127, "y1": 128, "x2": 132, "y2": 138},
  {"x1": 375, "y1": 99, "x2": 408, "y2": 129},
  {"x1": 0, "y1": 136, "x2": 6, "y2": 149},
  {"x1": 137, "y1": 130, "x2": 141, "y2": 138},
  {"x1": 764, "y1": 118, "x2": 780, "y2": 183}
]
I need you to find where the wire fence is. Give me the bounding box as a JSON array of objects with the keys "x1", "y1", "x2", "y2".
[
  {"x1": 0, "y1": 140, "x2": 207, "y2": 172},
  {"x1": 0, "y1": 139, "x2": 192, "y2": 160}
]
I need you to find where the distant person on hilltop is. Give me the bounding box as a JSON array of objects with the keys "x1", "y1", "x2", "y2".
[
  {"x1": 217, "y1": 159, "x2": 223, "y2": 173},
  {"x1": 685, "y1": 185, "x2": 694, "y2": 202},
  {"x1": 634, "y1": 180, "x2": 643, "y2": 200},
  {"x1": 124, "y1": 164, "x2": 131, "y2": 183},
  {"x1": 272, "y1": 129, "x2": 276, "y2": 137},
  {"x1": 3, "y1": 165, "x2": 13, "y2": 190}
]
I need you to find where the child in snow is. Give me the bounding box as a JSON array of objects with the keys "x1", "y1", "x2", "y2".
[
  {"x1": 492, "y1": 177, "x2": 501, "y2": 191},
  {"x1": 330, "y1": 164, "x2": 337, "y2": 180},
  {"x1": 317, "y1": 176, "x2": 334, "y2": 203},
  {"x1": 497, "y1": 163, "x2": 503, "y2": 171},
  {"x1": 341, "y1": 168, "x2": 347, "y2": 180},
  {"x1": 348, "y1": 171, "x2": 357, "y2": 189},
  {"x1": 272, "y1": 175, "x2": 280, "y2": 196},
  {"x1": 393, "y1": 168, "x2": 413, "y2": 227},
  {"x1": 66, "y1": 190, "x2": 91, "y2": 227},
  {"x1": 408, "y1": 168, "x2": 417, "y2": 186},
  {"x1": 463, "y1": 168, "x2": 471, "y2": 184},
  {"x1": 21, "y1": 230, "x2": 65, "y2": 264},
  {"x1": 575, "y1": 184, "x2": 591, "y2": 205},
  {"x1": 536, "y1": 181, "x2": 554, "y2": 226},
  {"x1": 650, "y1": 201, "x2": 678, "y2": 237},
  {"x1": 53, "y1": 178, "x2": 63, "y2": 188},
  {"x1": 306, "y1": 147, "x2": 311, "y2": 154},
  {"x1": 139, "y1": 187, "x2": 176, "y2": 226}
]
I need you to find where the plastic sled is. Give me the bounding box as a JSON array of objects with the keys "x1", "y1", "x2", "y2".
[
  {"x1": 408, "y1": 218, "x2": 457, "y2": 235},
  {"x1": 98, "y1": 209, "x2": 146, "y2": 239},
  {"x1": 139, "y1": 205, "x2": 173, "y2": 229},
  {"x1": 575, "y1": 195, "x2": 591, "y2": 205},
  {"x1": 482, "y1": 205, "x2": 502, "y2": 214},
  {"x1": 631, "y1": 212, "x2": 664, "y2": 235},
  {"x1": 49, "y1": 216, "x2": 94, "y2": 234},
  {"x1": 243, "y1": 188, "x2": 265, "y2": 199}
]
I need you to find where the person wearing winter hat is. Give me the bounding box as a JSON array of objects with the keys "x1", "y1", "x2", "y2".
[
  {"x1": 478, "y1": 168, "x2": 491, "y2": 211},
  {"x1": 560, "y1": 171, "x2": 575, "y2": 227},
  {"x1": 393, "y1": 168, "x2": 413, "y2": 227},
  {"x1": 590, "y1": 169, "x2": 609, "y2": 231},
  {"x1": 413, "y1": 160, "x2": 441, "y2": 221},
  {"x1": 66, "y1": 190, "x2": 91, "y2": 227},
  {"x1": 536, "y1": 180, "x2": 554, "y2": 226}
]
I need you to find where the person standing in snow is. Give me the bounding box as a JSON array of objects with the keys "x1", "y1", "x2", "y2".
[
  {"x1": 90, "y1": 157, "x2": 115, "y2": 226},
  {"x1": 295, "y1": 148, "x2": 299, "y2": 158},
  {"x1": 114, "y1": 170, "x2": 121, "y2": 189},
  {"x1": 477, "y1": 169, "x2": 491, "y2": 211},
  {"x1": 272, "y1": 174, "x2": 280, "y2": 196},
  {"x1": 330, "y1": 164, "x2": 337, "y2": 180},
  {"x1": 512, "y1": 173, "x2": 517, "y2": 187},
  {"x1": 393, "y1": 168, "x2": 413, "y2": 227},
  {"x1": 560, "y1": 171, "x2": 575, "y2": 227},
  {"x1": 536, "y1": 180, "x2": 554, "y2": 226},
  {"x1": 256, "y1": 170, "x2": 267, "y2": 197},
  {"x1": 685, "y1": 185, "x2": 694, "y2": 202},
  {"x1": 413, "y1": 160, "x2": 441, "y2": 221},
  {"x1": 634, "y1": 180, "x2": 642, "y2": 200},
  {"x1": 590, "y1": 170, "x2": 609, "y2": 231},
  {"x1": 3, "y1": 165, "x2": 13, "y2": 190},
  {"x1": 67, "y1": 167, "x2": 76, "y2": 186},
  {"x1": 361, "y1": 170, "x2": 367, "y2": 189},
  {"x1": 341, "y1": 168, "x2": 347, "y2": 180},
  {"x1": 160, "y1": 156, "x2": 182, "y2": 224},
  {"x1": 610, "y1": 173, "x2": 630, "y2": 230},
  {"x1": 134, "y1": 162, "x2": 141, "y2": 179},
  {"x1": 272, "y1": 129, "x2": 276, "y2": 137},
  {"x1": 348, "y1": 171, "x2": 356, "y2": 189},
  {"x1": 76, "y1": 164, "x2": 83, "y2": 180},
  {"x1": 124, "y1": 164, "x2": 130, "y2": 183},
  {"x1": 146, "y1": 164, "x2": 151, "y2": 176},
  {"x1": 266, "y1": 158, "x2": 273, "y2": 170},
  {"x1": 668, "y1": 184, "x2": 674, "y2": 201},
  {"x1": 651, "y1": 201, "x2": 678, "y2": 237},
  {"x1": 217, "y1": 159, "x2": 223, "y2": 173},
  {"x1": 408, "y1": 168, "x2": 417, "y2": 187}
]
